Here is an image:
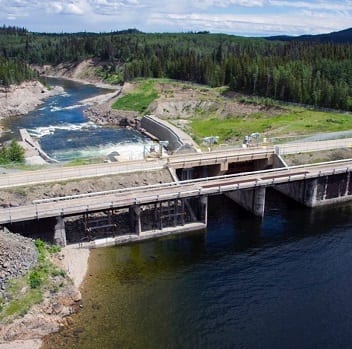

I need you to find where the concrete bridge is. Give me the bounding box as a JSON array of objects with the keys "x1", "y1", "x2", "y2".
[{"x1": 1, "y1": 138, "x2": 352, "y2": 247}]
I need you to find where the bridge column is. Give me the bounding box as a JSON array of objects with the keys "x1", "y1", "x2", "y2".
[
  {"x1": 275, "y1": 178, "x2": 318, "y2": 207},
  {"x1": 129, "y1": 205, "x2": 142, "y2": 235},
  {"x1": 54, "y1": 216, "x2": 67, "y2": 246},
  {"x1": 200, "y1": 196, "x2": 208, "y2": 225},
  {"x1": 226, "y1": 187, "x2": 266, "y2": 217}
]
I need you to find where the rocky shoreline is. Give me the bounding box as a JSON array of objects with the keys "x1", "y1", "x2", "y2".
[
  {"x1": 0, "y1": 81, "x2": 63, "y2": 121},
  {"x1": 0, "y1": 228, "x2": 88, "y2": 349},
  {"x1": 83, "y1": 102, "x2": 139, "y2": 128}
]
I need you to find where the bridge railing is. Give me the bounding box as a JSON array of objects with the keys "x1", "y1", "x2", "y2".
[
  {"x1": 276, "y1": 138, "x2": 352, "y2": 155},
  {"x1": 31, "y1": 157, "x2": 352, "y2": 205},
  {"x1": 0, "y1": 158, "x2": 165, "y2": 189}
]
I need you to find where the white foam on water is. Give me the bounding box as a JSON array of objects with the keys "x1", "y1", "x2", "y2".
[
  {"x1": 28, "y1": 122, "x2": 100, "y2": 138},
  {"x1": 61, "y1": 91, "x2": 71, "y2": 98},
  {"x1": 51, "y1": 140, "x2": 160, "y2": 162},
  {"x1": 50, "y1": 104, "x2": 85, "y2": 112}
]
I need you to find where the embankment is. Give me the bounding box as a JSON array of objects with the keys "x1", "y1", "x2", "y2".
[{"x1": 0, "y1": 81, "x2": 63, "y2": 121}]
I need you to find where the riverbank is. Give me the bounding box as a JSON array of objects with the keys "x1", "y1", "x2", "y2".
[
  {"x1": 0, "y1": 81, "x2": 63, "y2": 121},
  {"x1": 0, "y1": 238, "x2": 89, "y2": 349}
]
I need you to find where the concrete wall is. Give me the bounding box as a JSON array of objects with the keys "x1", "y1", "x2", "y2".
[
  {"x1": 272, "y1": 153, "x2": 288, "y2": 168},
  {"x1": 141, "y1": 115, "x2": 182, "y2": 152},
  {"x1": 54, "y1": 217, "x2": 67, "y2": 246}
]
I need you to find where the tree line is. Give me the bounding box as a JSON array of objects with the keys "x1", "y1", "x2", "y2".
[
  {"x1": 0, "y1": 56, "x2": 39, "y2": 86},
  {"x1": 0, "y1": 26, "x2": 351, "y2": 110}
]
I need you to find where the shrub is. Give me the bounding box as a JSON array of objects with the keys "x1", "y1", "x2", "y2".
[
  {"x1": 0, "y1": 140, "x2": 24, "y2": 164},
  {"x1": 29, "y1": 271, "x2": 42, "y2": 289}
]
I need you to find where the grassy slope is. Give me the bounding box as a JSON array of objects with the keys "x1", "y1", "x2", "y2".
[
  {"x1": 111, "y1": 78, "x2": 352, "y2": 144},
  {"x1": 191, "y1": 108, "x2": 352, "y2": 143},
  {"x1": 112, "y1": 80, "x2": 158, "y2": 114}
]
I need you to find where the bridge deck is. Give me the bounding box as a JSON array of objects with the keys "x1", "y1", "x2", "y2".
[{"x1": 1, "y1": 159, "x2": 351, "y2": 225}]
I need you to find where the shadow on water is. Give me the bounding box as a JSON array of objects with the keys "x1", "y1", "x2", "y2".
[{"x1": 43, "y1": 191, "x2": 352, "y2": 349}]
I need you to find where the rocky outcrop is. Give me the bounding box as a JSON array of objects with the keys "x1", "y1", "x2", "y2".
[
  {"x1": 0, "y1": 228, "x2": 37, "y2": 293},
  {"x1": 1, "y1": 282, "x2": 81, "y2": 342},
  {"x1": 33, "y1": 59, "x2": 105, "y2": 85},
  {"x1": 83, "y1": 103, "x2": 139, "y2": 128}
]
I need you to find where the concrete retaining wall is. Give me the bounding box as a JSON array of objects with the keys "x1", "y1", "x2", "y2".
[
  {"x1": 141, "y1": 115, "x2": 199, "y2": 153},
  {"x1": 141, "y1": 115, "x2": 182, "y2": 151}
]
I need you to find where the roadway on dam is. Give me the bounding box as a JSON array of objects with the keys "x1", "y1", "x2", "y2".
[{"x1": 1, "y1": 136, "x2": 352, "y2": 189}]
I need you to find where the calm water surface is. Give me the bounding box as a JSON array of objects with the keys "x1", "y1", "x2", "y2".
[{"x1": 43, "y1": 190, "x2": 352, "y2": 349}]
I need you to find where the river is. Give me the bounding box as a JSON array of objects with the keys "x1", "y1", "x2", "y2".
[
  {"x1": 0, "y1": 78, "x2": 153, "y2": 162},
  {"x1": 3, "y1": 79, "x2": 352, "y2": 348}
]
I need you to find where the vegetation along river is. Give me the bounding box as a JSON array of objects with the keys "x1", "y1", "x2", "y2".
[{"x1": 42, "y1": 191, "x2": 352, "y2": 349}]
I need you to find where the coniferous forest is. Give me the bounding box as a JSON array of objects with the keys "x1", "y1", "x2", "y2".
[{"x1": 0, "y1": 25, "x2": 351, "y2": 110}]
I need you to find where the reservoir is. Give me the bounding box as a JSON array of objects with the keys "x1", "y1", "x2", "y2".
[{"x1": 43, "y1": 191, "x2": 352, "y2": 349}]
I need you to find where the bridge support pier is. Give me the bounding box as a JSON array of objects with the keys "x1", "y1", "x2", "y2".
[
  {"x1": 225, "y1": 187, "x2": 266, "y2": 217},
  {"x1": 129, "y1": 205, "x2": 141, "y2": 235},
  {"x1": 275, "y1": 178, "x2": 318, "y2": 207},
  {"x1": 275, "y1": 172, "x2": 352, "y2": 207},
  {"x1": 200, "y1": 196, "x2": 208, "y2": 225},
  {"x1": 54, "y1": 216, "x2": 67, "y2": 247}
]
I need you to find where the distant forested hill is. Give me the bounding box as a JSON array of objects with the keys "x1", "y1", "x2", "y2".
[
  {"x1": 0, "y1": 25, "x2": 351, "y2": 110},
  {"x1": 265, "y1": 27, "x2": 352, "y2": 44}
]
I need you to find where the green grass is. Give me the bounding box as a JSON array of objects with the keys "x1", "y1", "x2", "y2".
[
  {"x1": 190, "y1": 108, "x2": 352, "y2": 144},
  {"x1": 0, "y1": 240, "x2": 66, "y2": 324},
  {"x1": 112, "y1": 80, "x2": 159, "y2": 114}
]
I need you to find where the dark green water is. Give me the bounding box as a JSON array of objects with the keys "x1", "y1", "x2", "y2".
[{"x1": 43, "y1": 191, "x2": 352, "y2": 349}]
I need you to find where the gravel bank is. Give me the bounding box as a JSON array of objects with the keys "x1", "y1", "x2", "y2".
[{"x1": 0, "y1": 231, "x2": 83, "y2": 348}]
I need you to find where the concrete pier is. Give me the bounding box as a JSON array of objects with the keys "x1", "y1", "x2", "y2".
[
  {"x1": 275, "y1": 171, "x2": 352, "y2": 207},
  {"x1": 54, "y1": 216, "x2": 67, "y2": 246},
  {"x1": 226, "y1": 187, "x2": 266, "y2": 217},
  {"x1": 129, "y1": 205, "x2": 142, "y2": 235}
]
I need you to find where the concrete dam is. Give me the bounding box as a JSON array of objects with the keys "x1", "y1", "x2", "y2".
[{"x1": 1, "y1": 135, "x2": 352, "y2": 247}]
